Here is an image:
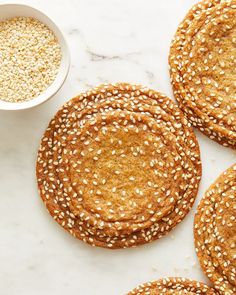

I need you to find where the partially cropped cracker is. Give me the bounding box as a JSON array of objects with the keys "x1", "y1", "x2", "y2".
[
  {"x1": 127, "y1": 277, "x2": 218, "y2": 294},
  {"x1": 194, "y1": 164, "x2": 236, "y2": 294},
  {"x1": 36, "y1": 83, "x2": 201, "y2": 249},
  {"x1": 169, "y1": 0, "x2": 236, "y2": 149}
]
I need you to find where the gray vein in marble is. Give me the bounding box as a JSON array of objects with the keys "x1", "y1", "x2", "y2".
[{"x1": 86, "y1": 47, "x2": 142, "y2": 62}]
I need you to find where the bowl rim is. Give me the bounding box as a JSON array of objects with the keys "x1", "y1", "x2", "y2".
[{"x1": 0, "y1": 3, "x2": 70, "y2": 111}]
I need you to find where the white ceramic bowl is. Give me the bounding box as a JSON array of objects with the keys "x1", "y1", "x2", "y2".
[{"x1": 0, "y1": 4, "x2": 70, "y2": 110}]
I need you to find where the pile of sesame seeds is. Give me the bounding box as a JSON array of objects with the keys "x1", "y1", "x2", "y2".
[
  {"x1": 169, "y1": 0, "x2": 236, "y2": 149},
  {"x1": 194, "y1": 164, "x2": 236, "y2": 295},
  {"x1": 127, "y1": 277, "x2": 218, "y2": 294},
  {"x1": 0, "y1": 16, "x2": 61, "y2": 103},
  {"x1": 36, "y1": 83, "x2": 201, "y2": 249}
]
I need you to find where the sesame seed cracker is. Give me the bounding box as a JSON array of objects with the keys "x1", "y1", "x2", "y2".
[
  {"x1": 127, "y1": 277, "x2": 218, "y2": 294},
  {"x1": 194, "y1": 164, "x2": 236, "y2": 294},
  {"x1": 36, "y1": 83, "x2": 201, "y2": 249},
  {"x1": 169, "y1": 0, "x2": 236, "y2": 149}
]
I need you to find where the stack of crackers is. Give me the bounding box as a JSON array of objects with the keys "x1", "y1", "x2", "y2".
[{"x1": 36, "y1": 0, "x2": 235, "y2": 294}]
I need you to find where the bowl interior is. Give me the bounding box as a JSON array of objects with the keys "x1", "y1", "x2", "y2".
[{"x1": 0, "y1": 4, "x2": 70, "y2": 110}]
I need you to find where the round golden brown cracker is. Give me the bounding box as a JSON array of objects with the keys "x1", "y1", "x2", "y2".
[
  {"x1": 169, "y1": 0, "x2": 236, "y2": 149},
  {"x1": 127, "y1": 277, "x2": 218, "y2": 294},
  {"x1": 194, "y1": 164, "x2": 236, "y2": 294},
  {"x1": 37, "y1": 83, "x2": 201, "y2": 248}
]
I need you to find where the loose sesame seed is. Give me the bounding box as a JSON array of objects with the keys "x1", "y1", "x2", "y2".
[{"x1": 0, "y1": 17, "x2": 61, "y2": 103}]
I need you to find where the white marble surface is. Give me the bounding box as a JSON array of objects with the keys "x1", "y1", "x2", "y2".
[{"x1": 0, "y1": 0, "x2": 235, "y2": 294}]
